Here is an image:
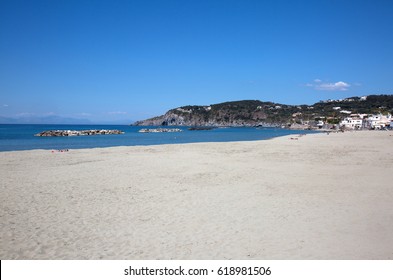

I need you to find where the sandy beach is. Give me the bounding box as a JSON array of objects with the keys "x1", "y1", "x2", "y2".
[{"x1": 1, "y1": 130, "x2": 393, "y2": 259}]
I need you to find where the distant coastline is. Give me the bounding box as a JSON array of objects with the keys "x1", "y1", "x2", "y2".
[{"x1": 134, "y1": 95, "x2": 393, "y2": 129}]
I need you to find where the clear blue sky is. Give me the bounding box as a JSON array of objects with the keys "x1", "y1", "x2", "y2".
[{"x1": 1, "y1": 0, "x2": 393, "y2": 123}]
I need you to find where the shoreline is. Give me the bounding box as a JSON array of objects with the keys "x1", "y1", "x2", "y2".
[
  {"x1": 0, "y1": 126, "x2": 316, "y2": 153},
  {"x1": 0, "y1": 129, "x2": 387, "y2": 154},
  {"x1": 0, "y1": 130, "x2": 321, "y2": 153},
  {"x1": 1, "y1": 130, "x2": 393, "y2": 259}
]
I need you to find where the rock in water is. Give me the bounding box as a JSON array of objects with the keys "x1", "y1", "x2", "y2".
[
  {"x1": 138, "y1": 128, "x2": 182, "y2": 133},
  {"x1": 34, "y1": 129, "x2": 124, "y2": 137}
]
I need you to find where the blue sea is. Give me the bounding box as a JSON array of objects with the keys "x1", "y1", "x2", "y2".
[{"x1": 0, "y1": 124, "x2": 315, "y2": 151}]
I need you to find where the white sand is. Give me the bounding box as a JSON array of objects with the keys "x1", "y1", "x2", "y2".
[{"x1": 1, "y1": 130, "x2": 393, "y2": 259}]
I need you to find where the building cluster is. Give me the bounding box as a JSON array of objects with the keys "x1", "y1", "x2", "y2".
[
  {"x1": 294, "y1": 113, "x2": 393, "y2": 130},
  {"x1": 339, "y1": 114, "x2": 393, "y2": 130},
  {"x1": 320, "y1": 96, "x2": 368, "y2": 103}
]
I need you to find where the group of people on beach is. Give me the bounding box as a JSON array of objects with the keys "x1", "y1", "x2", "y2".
[
  {"x1": 51, "y1": 149, "x2": 69, "y2": 153},
  {"x1": 290, "y1": 133, "x2": 307, "y2": 140}
]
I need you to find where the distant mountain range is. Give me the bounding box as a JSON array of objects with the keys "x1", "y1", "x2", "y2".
[
  {"x1": 133, "y1": 94, "x2": 393, "y2": 127},
  {"x1": 0, "y1": 115, "x2": 92, "y2": 125},
  {"x1": 0, "y1": 115, "x2": 135, "y2": 125}
]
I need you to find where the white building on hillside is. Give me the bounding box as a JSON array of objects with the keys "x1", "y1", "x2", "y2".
[
  {"x1": 350, "y1": 113, "x2": 368, "y2": 119},
  {"x1": 317, "y1": 120, "x2": 324, "y2": 128},
  {"x1": 366, "y1": 114, "x2": 392, "y2": 129},
  {"x1": 340, "y1": 117, "x2": 363, "y2": 129}
]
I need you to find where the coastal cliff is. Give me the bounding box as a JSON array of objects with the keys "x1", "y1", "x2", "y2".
[
  {"x1": 133, "y1": 95, "x2": 393, "y2": 127},
  {"x1": 134, "y1": 100, "x2": 285, "y2": 127}
]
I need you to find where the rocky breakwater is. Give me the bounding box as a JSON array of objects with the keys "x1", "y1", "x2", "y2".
[
  {"x1": 35, "y1": 129, "x2": 125, "y2": 137},
  {"x1": 138, "y1": 128, "x2": 182, "y2": 133}
]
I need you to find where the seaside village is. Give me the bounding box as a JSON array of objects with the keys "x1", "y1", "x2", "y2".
[
  {"x1": 307, "y1": 113, "x2": 393, "y2": 130},
  {"x1": 338, "y1": 113, "x2": 392, "y2": 130},
  {"x1": 290, "y1": 99, "x2": 393, "y2": 131},
  {"x1": 298, "y1": 114, "x2": 393, "y2": 130}
]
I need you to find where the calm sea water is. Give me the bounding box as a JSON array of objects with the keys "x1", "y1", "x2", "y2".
[{"x1": 0, "y1": 124, "x2": 315, "y2": 151}]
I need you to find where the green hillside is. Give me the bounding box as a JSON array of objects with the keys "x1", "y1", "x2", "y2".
[{"x1": 134, "y1": 94, "x2": 393, "y2": 126}]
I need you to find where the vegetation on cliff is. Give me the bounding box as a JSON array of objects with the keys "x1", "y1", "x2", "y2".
[{"x1": 133, "y1": 95, "x2": 393, "y2": 127}]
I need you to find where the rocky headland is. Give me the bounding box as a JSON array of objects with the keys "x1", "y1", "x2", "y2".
[{"x1": 133, "y1": 95, "x2": 393, "y2": 128}]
